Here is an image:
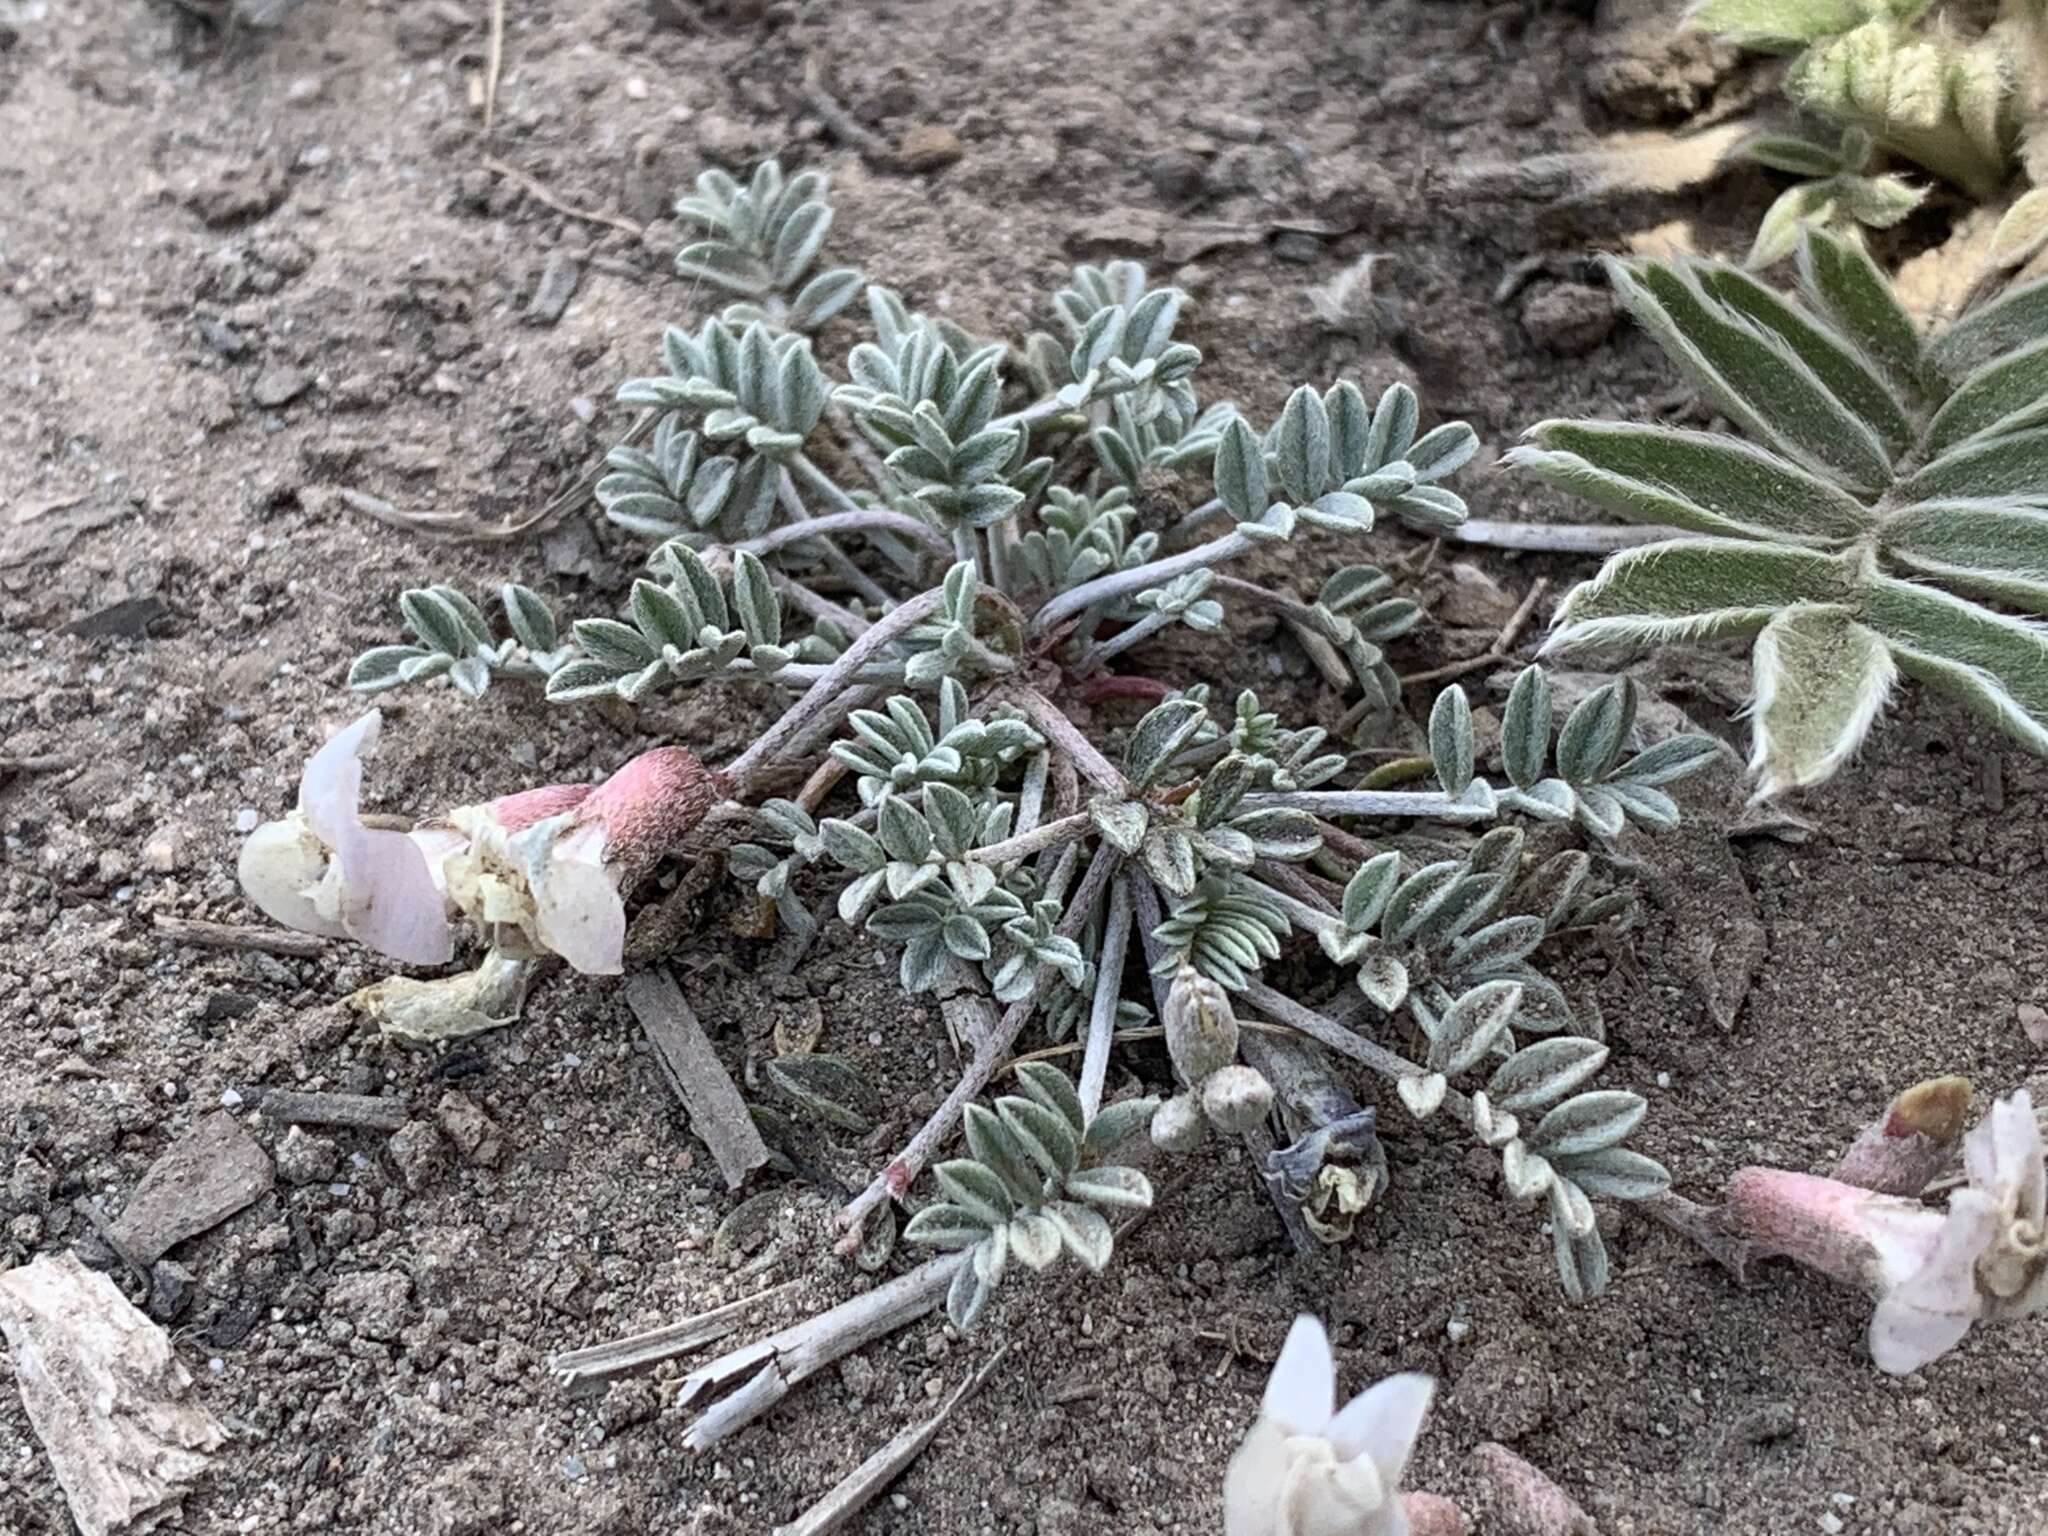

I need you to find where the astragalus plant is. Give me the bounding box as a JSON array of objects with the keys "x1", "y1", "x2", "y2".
[
  {"x1": 244, "y1": 158, "x2": 1717, "y2": 1334},
  {"x1": 1514, "y1": 229, "x2": 2048, "y2": 797}
]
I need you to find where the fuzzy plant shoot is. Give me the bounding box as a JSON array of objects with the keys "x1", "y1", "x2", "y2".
[
  {"x1": 1514, "y1": 229, "x2": 2048, "y2": 796},
  {"x1": 244, "y1": 155, "x2": 1725, "y2": 1340},
  {"x1": 1691, "y1": 0, "x2": 2048, "y2": 275}
]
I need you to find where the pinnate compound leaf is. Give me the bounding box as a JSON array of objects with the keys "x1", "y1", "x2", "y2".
[
  {"x1": 1794, "y1": 227, "x2": 1923, "y2": 391},
  {"x1": 1529, "y1": 1090, "x2": 1647, "y2": 1157},
  {"x1": 1487, "y1": 1037, "x2": 1610, "y2": 1113}
]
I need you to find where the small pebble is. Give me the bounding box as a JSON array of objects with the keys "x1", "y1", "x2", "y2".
[{"x1": 234, "y1": 808, "x2": 260, "y2": 833}]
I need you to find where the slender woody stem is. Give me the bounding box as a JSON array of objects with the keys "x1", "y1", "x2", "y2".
[
  {"x1": 969, "y1": 811, "x2": 1092, "y2": 868},
  {"x1": 1030, "y1": 529, "x2": 1256, "y2": 635},
  {"x1": 774, "y1": 471, "x2": 894, "y2": 608},
  {"x1": 791, "y1": 449, "x2": 921, "y2": 577},
  {"x1": 726, "y1": 588, "x2": 947, "y2": 790},
  {"x1": 1008, "y1": 687, "x2": 1127, "y2": 794},
  {"x1": 1240, "y1": 980, "x2": 1464, "y2": 1112},
  {"x1": 835, "y1": 846, "x2": 1123, "y2": 1245},
  {"x1": 740, "y1": 508, "x2": 950, "y2": 566},
  {"x1": 1082, "y1": 608, "x2": 1176, "y2": 664},
  {"x1": 1239, "y1": 789, "x2": 1467, "y2": 818}
]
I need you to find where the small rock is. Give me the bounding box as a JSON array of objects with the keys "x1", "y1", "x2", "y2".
[
  {"x1": 327, "y1": 1270, "x2": 410, "y2": 1342},
  {"x1": 695, "y1": 111, "x2": 764, "y2": 171},
  {"x1": 275, "y1": 1127, "x2": 341, "y2": 1186},
  {"x1": 1521, "y1": 282, "x2": 1619, "y2": 356},
  {"x1": 65, "y1": 595, "x2": 167, "y2": 641},
  {"x1": 141, "y1": 826, "x2": 185, "y2": 873},
  {"x1": 284, "y1": 76, "x2": 323, "y2": 105},
  {"x1": 1144, "y1": 149, "x2": 1206, "y2": 205},
  {"x1": 1454, "y1": 1339, "x2": 1552, "y2": 1441},
  {"x1": 1186, "y1": 108, "x2": 1263, "y2": 143},
  {"x1": 1068, "y1": 210, "x2": 1161, "y2": 258},
  {"x1": 387, "y1": 1120, "x2": 448, "y2": 1191},
  {"x1": 1733, "y1": 1400, "x2": 1800, "y2": 1445},
  {"x1": 526, "y1": 252, "x2": 580, "y2": 327},
  {"x1": 109, "y1": 1112, "x2": 274, "y2": 1265},
  {"x1": 182, "y1": 158, "x2": 290, "y2": 228},
  {"x1": 435, "y1": 1092, "x2": 502, "y2": 1167},
  {"x1": 394, "y1": 0, "x2": 469, "y2": 59},
  {"x1": 147, "y1": 1259, "x2": 198, "y2": 1323},
  {"x1": 251, "y1": 366, "x2": 311, "y2": 408},
  {"x1": 199, "y1": 991, "x2": 258, "y2": 1023},
  {"x1": 1272, "y1": 231, "x2": 1323, "y2": 264},
  {"x1": 897, "y1": 124, "x2": 963, "y2": 173},
  {"x1": 195, "y1": 317, "x2": 245, "y2": 358},
  {"x1": 2019, "y1": 1002, "x2": 2048, "y2": 1047},
  {"x1": 1437, "y1": 562, "x2": 1518, "y2": 630}
]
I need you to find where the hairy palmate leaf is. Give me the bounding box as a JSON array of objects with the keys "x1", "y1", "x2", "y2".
[{"x1": 1512, "y1": 231, "x2": 2048, "y2": 796}]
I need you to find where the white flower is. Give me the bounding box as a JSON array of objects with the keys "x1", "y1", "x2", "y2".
[
  {"x1": 1725, "y1": 1089, "x2": 2048, "y2": 1374},
  {"x1": 1870, "y1": 1089, "x2": 2048, "y2": 1372},
  {"x1": 439, "y1": 746, "x2": 723, "y2": 975},
  {"x1": 1225, "y1": 1315, "x2": 1435, "y2": 1536},
  {"x1": 236, "y1": 711, "x2": 453, "y2": 966}
]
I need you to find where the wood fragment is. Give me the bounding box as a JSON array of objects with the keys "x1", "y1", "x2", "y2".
[
  {"x1": 773, "y1": 1345, "x2": 1011, "y2": 1536},
  {"x1": 152, "y1": 915, "x2": 327, "y2": 958},
  {"x1": 0, "y1": 1252, "x2": 228, "y2": 1536},
  {"x1": 1395, "y1": 578, "x2": 1549, "y2": 690},
  {"x1": 108, "y1": 1112, "x2": 274, "y2": 1265},
  {"x1": 482, "y1": 0, "x2": 505, "y2": 133},
  {"x1": 680, "y1": 1256, "x2": 961, "y2": 1451},
  {"x1": 0, "y1": 751, "x2": 76, "y2": 778},
  {"x1": 255, "y1": 1089, "x2": 411, "y2": 1133},
  {"x1": 549, "y1": 1279, "x2": 803, "y2": 1390},
  {"x1": 483, "y1": 156, "x2": 646, "y2": 237},
  {"x1": 624, "y1": 968, "x2": 770, "y2": 1191}
]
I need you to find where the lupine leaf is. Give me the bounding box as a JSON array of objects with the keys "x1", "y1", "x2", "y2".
[
  {"x1": 1928, "y1": 276, "x2": 2048, "y2": 385},
  {"x1": 1546, "y1": 539, "x2": 1848, "y2": 651},
  {"x1": 1488, "y1": 1037, "x2": 1610, "y2": 1113},
  {"x1": 1858, "y1": 577, "x2": 2048, "y2": 751},
  {"x1": 1688, "y1": 0, "x2": 1878, "y2": 48},
  {"x1": 1794, "y1": 227, "x2": 1923, "y2": 391},
  {"x1": 1926, "y1": 339, "x2": 2048, "y2": 456},
  {"x1": 1884, "y1": 502, "x2": 2048, "y2": 610},
  {"x1": 1509, "y1": 422, "x2": 1870, "y2": 545},
  {"x1": 1529, "y1": 1090, "x2": 1647, "y2": 1156},
  {"x1": 1905, "y1": 429, "x2": 2048, "y2": 504}
]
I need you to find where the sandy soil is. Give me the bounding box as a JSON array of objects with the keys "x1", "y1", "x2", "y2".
[{"x1": 2, "y1": 1, "x2": 2045, "y2": 1532}]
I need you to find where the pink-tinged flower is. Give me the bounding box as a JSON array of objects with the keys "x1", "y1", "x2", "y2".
[
  {"x1": 1225, "y1": 1315, "x2": 1435, "y2": 1536},
  {"x1": 1724, "y1": 1090, "x2": 2048, "y2": 1374},
  {"x1": 441, "y1": 746, "x2": 724, "y2": 976},
  {"x1": 237, "y1": 711, "x2": 453, "y2": 966},
  {"x1": 1830, "y1": 1075, "x2": 1973, "y2": 1196},
  {"x1": 1470, "y1": 1442, "x2": 1595, "y2": 1536}
]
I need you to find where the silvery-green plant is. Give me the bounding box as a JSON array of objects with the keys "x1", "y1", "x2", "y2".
[
  {"x1": 901, "y1": 1061, "x2": 1156, "y2": 1330},
  {"x1": 1513, "y1": 229, "x2": 2048, "y2": 796},
  {"x1": 1734, "y1": 126, "x2": 1927, "y2": 268},
  {"x1": 313, "y1": 156, "x2": 1722, "y2": 1313}
]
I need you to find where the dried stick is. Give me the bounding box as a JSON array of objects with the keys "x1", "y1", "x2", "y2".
[
  {"x1": 726, "y1": 589, "x2": 947, "y2": 790},
  {"x1": 1078, "y1": 877, "x2": 1134, "y2": 1119},
  {"x1": 1239, "y1": 789, "x2": 1469, "y2": 819},
  {"x1": 550, "y1": 1280, "x2": 803, "y2": 1389},
  {"x1": 152, "y1": 915, "x2": 327, "y2": 958},
  {"x1": 482, "y1": 0, "x2": 505, "y2": 133},
  {"x1": 255, "y1": 1089, "x2": 409, "y2": 1133},
  {"x1": 969, "y1": 811, "x2": 1092, "y2": 869},
  {"x1": 1395, "y1": 578, "x2": 1549, "y2": 690},
  {"x1": 624, "y1": 969, "x2": 770, "y2": 1190},
  {"x1": 1444, "y1": 519, "x2": 1672, "y2": 554},
  {"x1": 801, "y1": 55, "x2": 907, "y2": 172},
  {"x1": 741, "y1": 507, "x2": 950, "y2": 566},
  {"x1": 835, "y1": 847, "x2": 1122, "y2": 1245},
  {"x1": 679, "y1": 1257, "x2": 963, "y2": 1450},
  {"x1": 773, "y1": 1346, "x2": 1011, "y2": 1536},
  {"x1": 481, "y1": 160, "x2": 646, "y2": 239},
  {"x1": 1007, "y1": 687, "x2": 1126, "y2": 793}
]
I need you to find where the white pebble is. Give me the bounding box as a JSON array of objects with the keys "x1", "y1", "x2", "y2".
[{"x1": 234, "y1": 808, "x2": 260, "y2": 833}]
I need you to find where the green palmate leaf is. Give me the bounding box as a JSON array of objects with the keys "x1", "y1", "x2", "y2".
[
  {"x1": 1905, "y1": 428, "x2": 2048, "y2": 504},
  {"x1": 1546, "y1": 539, "x2": 1848, "y2": 651},
  {"x1": 1925, "y1": 340, "x2": 2048, "y2": 456},
  {"x1": 1510, "y1": 421, "x2": 1870, "y2": 545},
  {"x1": 1795, "y1": 226, "x2": 1924, "y2": 390},
  {"x1": 1748, "y1": 606, "x2": 1897, "y2": 797},
  {"x1": 1884, "y1": 502, "x2": 2048, "y2": 609},
  {"x1": 1607, "y1": 257, "x2": 1893, "y2": 493},
  {"x1": 1858, "y1": 577, "x2": 2048, "y2": 754},
  {"x1": 1929, "y1": 277, "x2": 2048, "y2": 386},
  {"x1": 1695, "y1": 264, "x2": 1913, "y2": 452}
]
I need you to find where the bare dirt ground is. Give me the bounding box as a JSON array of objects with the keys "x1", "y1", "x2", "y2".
[{"x1": 3, "y1": 1, "x2": 2046, "y2": 1532}]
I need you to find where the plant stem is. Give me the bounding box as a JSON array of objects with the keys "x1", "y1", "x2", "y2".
[
  {"x1": 1445, "y1": 520, "x2": 1674, "y2": 554},
  {"x1": 1209, "y1": 576, "x2": 1352, "y2": 689},
  {"x1": 986, "y1": 516, "x2": 1013, "y2": 594},
  {"x1": 1008, "y1": 687, "x2": 1127, "y2": 794},
  {"x1": 1030, "y1": 528, "x2": 1255, "y2": 636},
  {"x1": 1170, "y1": 497, "x2": 1225, "y2": 538},
  {"x1": 835, "y1": 845, "x2": 1123, "y2": 1245},
  {"x1": 951, "y1": 523, "x2": 983, "y2": 580},
  {"x1": 790, "y1": 451, "x2": 920, "y2": 577},
  {"x1": 1081, "y1": 608, "x2": 1176, "y2": 665},
  {"x1": 1078, "y1": 876, "x2": 1133, "y2": 1119},
  {"x1": 1238, "y1": 789, "x2": 1466, "y2": 818},
  {"x1": 1240, "y1": 981, "x2": 1465, "y2": 1112},
  {"x1": 774, "y1": 471, "x2": 894, "y2": 608},
  {"x1": 741, "y1": 507, "x2": 950, "y2": 566},
  {"x1": 770, "y1": 570, "x2": 872, "y2": 638},
  {"x1": 970, "y1": 811, "x2": 1092, "y2": 868},
  {"x1": 1014, "y1": 750, "x2": 1049, "y2": 839},
  {"x1": 727, "y1": 588, "x2": 947, "y2": 791}
]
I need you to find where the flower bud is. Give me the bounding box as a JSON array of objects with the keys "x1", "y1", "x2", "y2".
[
  {"x1": 1164, "y1": 965, "x2": 1240, "y2": 1084},
  {"x1": 1151, "y1": 1092, "x2": 1208, "y2": 1155},
  {"x1": 1203, "y1": 1064, "x2": 1275, "y2": 1136}
]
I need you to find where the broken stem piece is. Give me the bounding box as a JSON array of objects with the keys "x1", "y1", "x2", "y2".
[
  {"x1": 1444, "y1": 519, "x2": 1674, "y2": 554},
  {"x1": 624, "y1": 968, "x2": 770, "y2": 1191},
  {"x1": 1078, "y1": 877, "x2": 1134, "y2": 1119},
  {"x1": 550, "y1": 1279, "x2": 804, "y2": 1390}
]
